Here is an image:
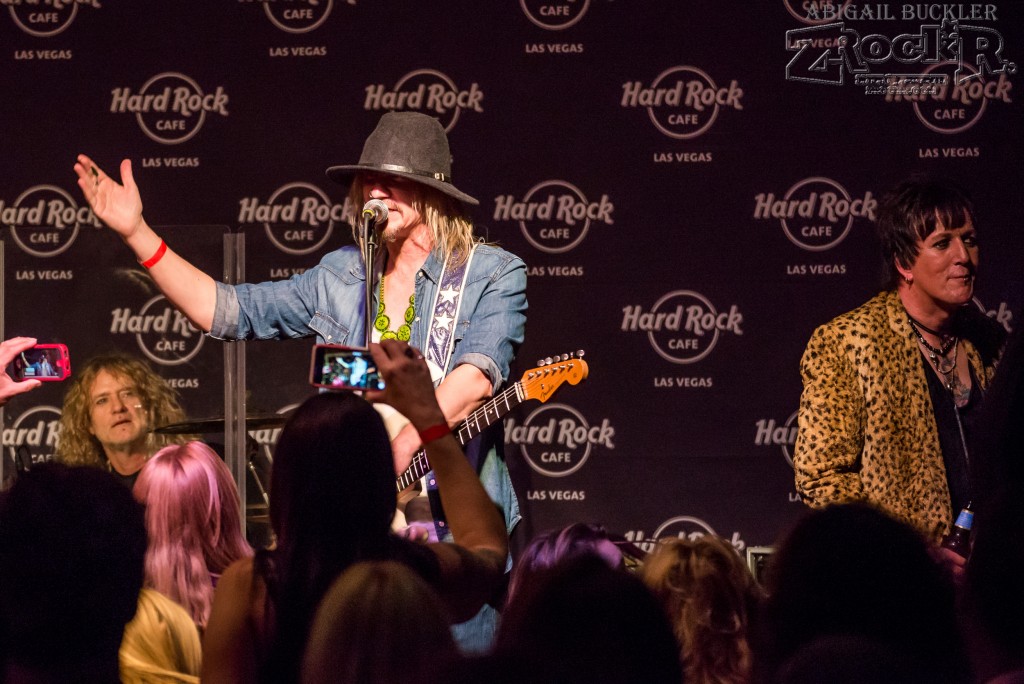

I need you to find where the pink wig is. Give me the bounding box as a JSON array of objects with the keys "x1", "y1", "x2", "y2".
[{"x1": 134, "y1": 441, "x2": 252, "y2": 628}]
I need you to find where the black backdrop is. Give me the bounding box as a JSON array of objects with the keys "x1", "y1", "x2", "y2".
[{"x1": 1, "y1": 0, "x2": 1021, "y2": 554}]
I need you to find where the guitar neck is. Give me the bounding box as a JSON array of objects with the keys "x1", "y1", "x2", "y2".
[{"x1": 395, "y1": 381, "x2": 524, "y2": 492}]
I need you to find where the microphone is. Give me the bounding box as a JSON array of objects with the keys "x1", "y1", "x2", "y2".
[{"x1": 361, "y1": 199, "x2": 389, "y2": 226}]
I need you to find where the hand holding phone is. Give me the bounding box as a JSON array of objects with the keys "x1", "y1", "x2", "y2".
[
  {"x1": 10, "y1": 343, "x2": 71, "y2": 382},
  {"x1": 0, "y1": 338, "x2": 49, "y2": 405},
  {"x1": 309, "y1": 345, "x2": 385, "y2": 391}
]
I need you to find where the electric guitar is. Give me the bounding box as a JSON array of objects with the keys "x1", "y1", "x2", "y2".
[{"x1": 396, "y1": 351, "x2": 589, "y2": 497}]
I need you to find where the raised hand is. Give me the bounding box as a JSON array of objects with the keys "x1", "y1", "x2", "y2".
[
  {"x1": 365, "y1": 340, "x2": 444, "y2": 431},
  {"x1": 0, "y1": 337, "x2": 42, "y2": 405},
  {"x1": 73, "y1": 155, "x2": 144, "y2": 239}
]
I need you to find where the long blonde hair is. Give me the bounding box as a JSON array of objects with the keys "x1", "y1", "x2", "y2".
[
  {"x1": 56, "y1": 354, "x2": 187, "y2": 468},
  {"x1": 641, "y1": 536, "x2": 763, "y2": 684},
  {"x1": 119, "y1": 589, "x2": 202, "y2": 684}
]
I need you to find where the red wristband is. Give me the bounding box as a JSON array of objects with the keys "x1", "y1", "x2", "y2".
[
  {"x1": 417, "y1": 423, "x2": 451, "y2": 445},
  {"x1": 140, "y1": 240, "x2": 167, "y2": 269}
]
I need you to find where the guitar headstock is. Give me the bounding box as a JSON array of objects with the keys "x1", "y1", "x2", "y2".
[{"x1": 519, "y1": 350, "x2": 589, "y2": 403}]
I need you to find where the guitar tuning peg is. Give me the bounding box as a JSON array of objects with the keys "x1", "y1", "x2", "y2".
[
  {"x1": 575, "y1": 349, "x2": 585, "y2": 358},
  {"x1": 536, "y1": 358, "x2": 546, "y2": 367},
  {"x1": 560, "y1": 353, "x2": 569, "y2": 361},
  {"x1": 544, "y1": 357, "x2": 554, "y2": 365}
]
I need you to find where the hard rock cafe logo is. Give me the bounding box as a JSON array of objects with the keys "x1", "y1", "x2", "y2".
[
  {"x1": 492, "y1": 180, "x2": 614, "y2": 254},
  {"x1": 249, "y1": 0, "x2": 333, "y2": 34},
  {"x1": 4, "y1": 405, "x2": 61, "y2": 465},
  {"x1": 1, "y1": 184, "x2": 98, "y2": 257},
  {"x1": 109, "y1": 295, "x2": 204, "y2": 366},
  {"x1": 621, "y1": 65, "x2": 744, "y2": 140},
  {"x1": 505, "y1": 403, "x2": 615, "y2": 478},
  {"x1": 519, "y1": 0, "x2": 590, "y2": 30},
  {"x1": 6, "y1": 0, "x2": 99, "y2": 38},
  {"x1": 624, "y1": 515, "x2": 747, "y2": 554},
  {"x1": 974, "y1": 296, "x2": 1015, "y2": 334},
  {"x1": 363, "y1": 69, "x2": 484, "y2": 132},
  {"x1": 753, "y1": 177, "x2": 876, "y2": 252},
  {"x1": 755, "y1": 410, "x2": 799, "y2": 467},
  {"x1": 622, "y1": 290, "x2": 744, "y2": 365},
  {"x1": 248, "y1": 402, "x2": 299, "y2": 455},
  {"x1": 109, "y1": 72, "x2": 230, "y2": 145},
  {"x1": 885, "y1": 61, "x2": 1013, "y2": 134},
  {"x1": 238, "y1": 182, "x2": 351, "y2": 256}
]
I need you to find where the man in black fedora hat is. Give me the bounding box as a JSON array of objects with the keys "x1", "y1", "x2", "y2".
[{"x1": 74, "y1": 110, "x2": 527, "y2": 651}]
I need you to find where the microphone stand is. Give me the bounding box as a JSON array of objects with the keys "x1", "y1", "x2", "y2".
[{"x1": 362, "y1": 211, "x2": 379, "y2": 348}]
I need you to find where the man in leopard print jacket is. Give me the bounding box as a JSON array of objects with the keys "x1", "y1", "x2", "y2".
[{"x1": 793, "y1": 176, "x2": 1005, "y2": 545}]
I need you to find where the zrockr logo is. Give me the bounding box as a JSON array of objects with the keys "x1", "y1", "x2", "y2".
[
  {"x1": 249, "y1": 0, "x2": 334, "y2": 34},
  {"x1": 0, "y1": 184, "x2": 99, "y2": 257},
  {"x1": 623, "y1": 515, "x2": 747, "y2": 554},
  {"x1": 622, "y1": 290, "x2": 744, "y2": 364},
  {"x1": 621, "y1": 65, "x2": 744, "y2": 140},
  {"x1": 6, "y1": 0, "x2": 100, "y2": 38},
  {"x1": 785, "y1": 19, "x2": 1016, "y2": 95},
  {"x1": 109, "y1": 72, "x2": 230, "y2": 145},
  {"x1": 109, "y1": 295, "x2": 204, "y2": 366},
  {"x1": 753, "y1": 177, "x2": 876, "y2": 252},
  {"x1": 505, "y1": 403, "x2": 615, "y2": 477},
  {"x1": 755, "y1": 410, "x2": 799, "y2": 467},
  {"x1": 4, "y1": 405, "x2": 62, "y2": 465},
  {"x1": 519, "y1": 0, "x2": 590, "y2": 30},
  {"x1": 237, "y1": 182, "x2": 352, "y2": 256},
  {"x1": 363, "y1": 69, "x2": 484, "y2": 132},
  {"x1": 492, "y1": 180, "x2": 614, "y2": 254}
]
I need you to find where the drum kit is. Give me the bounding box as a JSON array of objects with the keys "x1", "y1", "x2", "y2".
[{"x1": 152, "y1": 414, "x2": 288, "y2": 535}]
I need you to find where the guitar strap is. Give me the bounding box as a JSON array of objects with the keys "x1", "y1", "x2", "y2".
[{"x1": 422, "y1": 245, "x2": 477, "y2": 539}]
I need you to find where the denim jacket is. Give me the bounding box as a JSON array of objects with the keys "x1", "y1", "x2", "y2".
[{"x1": 211, "y1": 244, "x2": 526, "y2": 394}]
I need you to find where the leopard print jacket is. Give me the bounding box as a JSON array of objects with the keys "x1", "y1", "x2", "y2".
[{"x1": 793, "y1": 290, "x2": 999, "y2": 543}]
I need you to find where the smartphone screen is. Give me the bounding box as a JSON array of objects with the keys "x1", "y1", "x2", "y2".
[
  {"x1": 12, "y1": 343, "x2": 71, "y2": 382},
  {"x1": 310, "y1": 345, "x2": 385, "y2": 391}
]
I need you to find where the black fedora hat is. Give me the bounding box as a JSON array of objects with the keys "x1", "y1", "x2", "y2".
[{"x1": 326, "y1": 112, "x2": 479, "y2": 206}]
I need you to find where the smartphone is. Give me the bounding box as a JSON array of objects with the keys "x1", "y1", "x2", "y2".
[
  {"x1": 310, "y1": 344, "x2": 385, "y2": 391},
  {"x1": 11, "y1": 343, "x2": 71, "y2": 382}
]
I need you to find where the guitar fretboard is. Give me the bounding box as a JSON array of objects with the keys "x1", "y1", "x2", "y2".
[{"x1": 395, "y1": 381, "x2": 525, "y2": 492}]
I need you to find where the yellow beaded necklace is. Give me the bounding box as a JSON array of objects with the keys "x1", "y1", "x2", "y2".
[{"x1": 374, "y1": 275, "x2": 415, "y2": 341}]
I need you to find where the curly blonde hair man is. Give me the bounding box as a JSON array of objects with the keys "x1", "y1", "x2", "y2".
[{"x1": 57, "y1": 354, "x2": 187, "y2": 485}]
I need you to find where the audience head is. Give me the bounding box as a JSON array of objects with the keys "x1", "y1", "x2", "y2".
[
  {"x1": 641, "y1": 534, "x2": 763, "y2": 684},
  {"x1": 119, "y1": 588, "x2": 202, "y2": 684},
  {"x1": 134, "y1": 440, "x2": 252, "y2": 629},
  {"x1": 270, "y1": 391, "x2": 394, "y2": 554},
  {"x1": 962, "y1": 488, "x2": 1024, "y2": 681},
  {"x1": 507, "y1": 522, "x2": 623, "y2": 605},
  {"x1": 0, "y1": 462, "x2": 146, "y2": 678},
  {"x1": 758, "y1": 502, "x2": 967, "y2": 683},
  {"x1": 57, "y1": 353, "x2": 186, "y2": 468},
  {"x1": 495, "y1": 554, "x2": 682, "y2": 684},
  {"x1": 260, "y1": 391, "x2": 397, "y2": 683},
  {"x1": 773, "y1": 634, "x2": 929, "y2": 684},
  {"x1": 301, "y1": 561, "x2": 458, "y2": 684}
]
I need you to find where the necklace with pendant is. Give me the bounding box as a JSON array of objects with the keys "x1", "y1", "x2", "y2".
[
  {"x1": 374, "y1": 275, "x2": 414, "y2": 341},
  {"x1": 907, "y1": 315, "x2": 970, "y2": 407}
]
